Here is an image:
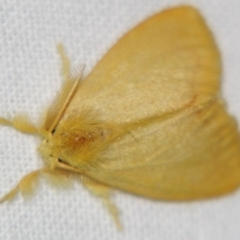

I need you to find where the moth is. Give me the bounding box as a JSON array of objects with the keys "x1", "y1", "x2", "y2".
[{"x1": 1, "y1": 6, "x2": 240, "y2": 229}]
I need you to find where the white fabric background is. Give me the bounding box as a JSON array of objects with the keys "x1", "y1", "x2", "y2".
[{"x1": 0, "y1": 0, "x2": 240, "y2": 239}]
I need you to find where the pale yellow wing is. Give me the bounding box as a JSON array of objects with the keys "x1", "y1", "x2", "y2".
[
  {"x1": 85, "y1": 100, "x2": 240, "y2": 200},
  {"x1": 66, "y1": 6, "x2": 220, "y2": 123},
  {"x1": 58, "y1": 6, "x2": 240, "y2": 200}
]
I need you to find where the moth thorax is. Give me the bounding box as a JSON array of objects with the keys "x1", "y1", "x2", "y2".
[
  {"x1": 55, "y1": 123, "x2": 110, "y2": 165},
  {"x1": 60, "y1": 129, "x2": 104, "y2": 150}
]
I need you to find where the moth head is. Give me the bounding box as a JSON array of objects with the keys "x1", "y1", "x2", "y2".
[
  {"x1": 38, "y1": 122, "x2": 75, "y2": 170},
  {"x1": 38, "y1": 136, "x2": 59, "y2": 169},
  {"x1": 38, "y1": 112, "x2": 111, "y2": 172}
]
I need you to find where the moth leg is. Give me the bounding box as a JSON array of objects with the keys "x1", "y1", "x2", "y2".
[
  {"x1": 56, "y1": 43, "x2": 71, "y2": 82},
  {"x1": 0, "y1": 114, "x2": 38, "y2": 134},
  {"x1": 0, "y1": 169, "x2": 40, "y2": 204},
  {"x1": 41, "y1": 168, "x2": 73, "y2": 189},
  {"x1": 80, "y1": 175, "x2": 122, "y2": 230},
  {"x1": 0, "y1": 168, "x2": 75, "y2": 204}
]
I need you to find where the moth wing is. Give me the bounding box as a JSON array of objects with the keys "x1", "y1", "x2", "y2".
[
  {"x1": 59, "y1": 6, "x2": 239, "y2": 200},
  {"x1": 87, "y1": 100, "x2": 240, "y2": 200},
  {"x1": 66, "y1": 6, "x2": 220, "y2": 122}
]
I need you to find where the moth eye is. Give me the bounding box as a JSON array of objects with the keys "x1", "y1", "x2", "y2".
[
  {"x1": 58, "y1": 158, "x2": 66, "y2": 164},
  {"x1": 58, "y1": 158, "x2": 63, "y2": 162}
]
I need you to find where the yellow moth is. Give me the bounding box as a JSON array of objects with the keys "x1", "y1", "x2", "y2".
[{"x1": 1, "y1": 5, "x2": 240, "y2": 229}]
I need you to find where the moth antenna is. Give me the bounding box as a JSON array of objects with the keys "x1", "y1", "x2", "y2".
[
  {"x1": 44, "y1": 44, "x2": 85, "y2": 132},
  {"x1": 47, "y1": 65, "x2": 85, "y2": 133},
  {"x1": 57, "y1": 43, "x2": 71, "y2": 82}
]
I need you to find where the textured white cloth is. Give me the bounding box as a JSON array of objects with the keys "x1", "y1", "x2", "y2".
[{"x1": 1, "y1": 0, "x2": 240, "y2": 239}]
